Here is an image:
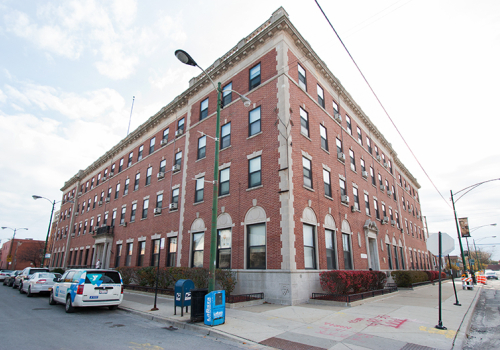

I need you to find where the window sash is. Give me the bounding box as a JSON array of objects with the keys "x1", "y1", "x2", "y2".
[
  {"x1": 200, "y1": 98, "x2": 209, "y2": 120},
  {"x1": 192, "y1": 233, "x2": 204, "y2": 267},
  {"x1": 219, "y1": 168, "x2": 230, "y2": 196},
  {"x1": 221, "y1": 123, "x2": 231, "y2": 149},
  {"x1": 198, "y1": 136, "x2": 206, "y2": 159},
  {"x1": 298, "y1": 64, "x2": 307, "y2": 90},
  {"x1": 249, "y1": 63, "x2": 261, "y2": 89},
  {"x1": 195, "y1": 177, "x2": 204, "y2": 202},
  {"x1": 342, "y1": 234, "x2": 352, "y2": 270},
  {"x1": 248, "y1": 157, "x2": 262, "y2": 188},
  {"x1": 303, "y1": 157, "x2": 312, "y2": 188},
  {"x1": 247, "y1": 223, "x2": 266, "y2": 269},
  {"x1": 317, "y1": 85, "x2": 325, "y2": 107},
  {"x1": 303, "y1": 224, "x2": 316, "y2": 269},
  {"x1": 320, "y1": 125, "x2": 328, "y2": 150},
  {"x1": 249, "y1": 107, "x2": 261, "y2": 136},
  {"x1": 323, "y1": 169, "x2": 331, "y2": 197},
  {"x1": 300, "y1": 108, "x2": 309, "y2": 136}
]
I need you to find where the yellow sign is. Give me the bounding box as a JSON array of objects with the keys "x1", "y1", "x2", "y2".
[{"x1": 6, "y1": 255, "x2": 12, "y2": 262}]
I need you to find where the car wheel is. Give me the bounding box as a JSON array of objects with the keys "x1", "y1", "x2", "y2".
[
  {"x1": 49, "y1": 291, "x2": 57, "y2": 305},
  {"x1": 65, "y1": 296, "x2": 75, "y2": 313},
  {"x1": 19, "y1": 283, "x2": 24, "y2": 294},
  {"x1": 27, "y1": 286, "x2": 33, "y2": 297},
  {"x1": 13, "y1": 282, "x2": 17, "y2": 289},
  {"x1": 109, "y1": 305, "x2": 118, "y2": 310}
]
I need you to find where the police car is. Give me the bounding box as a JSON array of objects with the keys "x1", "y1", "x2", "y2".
[{"x1": 49, "y1": 269, "x2": 123, "y2": 313}]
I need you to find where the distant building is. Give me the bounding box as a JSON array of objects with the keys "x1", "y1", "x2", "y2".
[
  {"x1": 46, "y1": 210, "x2": 60, "y2": 263},
  {"x1": 50, "y1": 7, "x2": 430, "y2": 304},
  {"x1": 0, "y1": 238, "x2": 45, "y2": 270}
]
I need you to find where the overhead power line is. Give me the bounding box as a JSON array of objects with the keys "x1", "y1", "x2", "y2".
[{"x1": 314, "y1": 0, "x2": 450, "y2": 209}]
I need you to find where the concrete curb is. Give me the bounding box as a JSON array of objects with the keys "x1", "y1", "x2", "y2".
[
  {"x1": 118, "y1": 305, "x2": 271, "y2": 349},
  {"x1": 451, "y1": 284, "x2": 482, "y2": 350}
]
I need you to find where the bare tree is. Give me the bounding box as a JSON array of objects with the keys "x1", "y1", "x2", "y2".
[{"x1": 17, "y1": 242, "x2": 44, "y2": 267}]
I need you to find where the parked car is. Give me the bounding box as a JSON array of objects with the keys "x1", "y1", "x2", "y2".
[
  {"x1": 20, "y1": 272, "x2": 61, "y2": 296},
  {"x1": 13, "y1": 267, "x2": 50, "y2": 290},
  {"x1": 0, "y1": 270, "x2": 14, "y2": 282},
  {"x1": 49, "y1": 269, "x2": 123, "y2": 313},
  {"x1": 485, "y1": 270, "x2": 498, "y2": 280},
  {"x1": 4, "y1": 271, "x2": 21, "y2": 286}
]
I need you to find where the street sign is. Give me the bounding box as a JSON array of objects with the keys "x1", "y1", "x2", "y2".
[
  {"x1": 6, "y1": 255, "x2": 12, "y2": 262},
  {"x1": 427, "y1": 232, "x2": 455, "y2": 256},
  {"x1": 470, "y1": 259, "x2": 475, "y2": 265}
]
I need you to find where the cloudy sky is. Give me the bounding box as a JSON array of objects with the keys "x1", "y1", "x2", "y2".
[{"x1": 1, "y1": 0, "x2": 499, "y2": 260}]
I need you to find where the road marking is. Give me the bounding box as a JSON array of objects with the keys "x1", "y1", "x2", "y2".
[
  {"x1": 419, "y1": 326, "x2": 456, "y2": 338},
  {"x1": 128, "y1": 342, "x2": 164, "y2": 350}
]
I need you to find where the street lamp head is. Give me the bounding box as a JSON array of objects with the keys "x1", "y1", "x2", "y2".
[
  {"x1": 1, "y1": 227, "x2": 7, "y2": 229},
  {"x1": 32, "y1": 195, "x2": 42, "y2": 200},
  {"x1": 175, "y1": 49, "x2": 198, "y2": 67},
  {"x1": 240, "y1": 95, "x2": 252, "y2": 108},
  {"x1": 492, "y1": 223, "x2": 497, "y2": 226}
]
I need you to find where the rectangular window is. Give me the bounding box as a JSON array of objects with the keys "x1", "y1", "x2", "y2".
[
  {"x1": 87, "y1": 198, "x2": 91, "y2": 211},
  {"x1": 96, "y1": 174, "x2": 101, "y2": 186},
  {"x1": 394, "y1": 246, "x2": 399, "y2": 269},
  {"x1": 303, "y1": 224, "x2": 316, "y2": 269},
  {"x1": 174, "y1": 151, "x2": 182, "y2": 167},
  {"x1": 171, "y1": 188, "x2": 179, "y2": 205},
  {"x1": 191, "y1": 232, "x2": 204, "y2": 267},
  {"x1": 374, "y1": 199, "x2": 380, "y2": 219},
  {"x1": 125, "y1": 243, "x2": 133, "y2": 267},
  {"x1": 145, "y1": 167, "x2": 152, "y2": 185},
  {"x1": 387, "y1": 244, "x2": 393, "y2": 270},
  {"x1": 375, "y1": 145, "x2": 379, "y2": 156},
  {"x1": 303, "y1": 157, "x2": 312, "y2": 188},
  {"x1": 396, "y1": 212, "x2": 400, "y2": 229},
  {"x1": 360, "y1": 158, "x2": 366, "y2": 173},
  {"x1": 91, "y1": 178, "x2": 94, "y2": 189},
  {"x1": 317, "y1": 84, "x2": 325, "y2": 108},
  {"x1": 346, "y1": 115, "x2": 352, "y2": 135},
  {"x1": 111, "y1": 164, "x2": 115, "y2": 175},
  {"x1": 353, "y1": 187, "x2": 359, "y2": 210},
  {"x1": 389, "y1": 207, "x2": 394, "y2": 222},
  {"x1": 200, "y1": 98, "x2": 209, "y2": 120},
  {"x1": 197, "y1": 135, "x2": 206, "y2": 159},
  {"x1": 142, "y1": 199, "x2": 149, "y2": 219},
  {"x1": 115, "y1": 183, "x2": 120, "y2": 199},
  {"x1": 195, "y1": 177, "x2": 204, "y2": 203},
  {"x1": 325, "y1": 229, "x2": 337, "y2": 269},
  {"x1": 339, "y1": 178, "x2": 346, "y2": 196},
  {"x1": 119, "y1": 159, "x2": 123, "y2": 172},
  {"x1": 392, "y1": 185, "x2": 396, "y2": 200},
  {"x1": 320, "y1": 124, "x2": 328, "y2": 151},
  {"x1": 300, "y1": 107, "x2": 309, "y2": 137},
  {"x1": 221, "y1": 122, "x2": 231, "y2": 149},
  {"x1": 367, "y1": 137, "x2": 372, "y2": 154},
  {"x1": 349, "y1": 149, "x2": 356, "y2": 172},
  {"x1": 93, "y1": 195, "x2": 97, "y2": 209},
  {"x1": 249, "y1": 106, "x2": 261, "y2": 136},
  {"x1": 298, "y1": 64, "x2": 307, "y2": 90},
  {"x1": 111, "y1": 210, "x2": 117, "y2": 227},
  {"x1": 222, "y1": 82, "x2": 232, "y2": 107},
  {"x1": 332, "y1": 100, "x2": 339, "y2": 113},
  {"x1": 357, "y1": 127, "x2": 363, "y2": 145},
  {"x1": 400, "y1": 247, "x2": 405, "y2": 269},
  {"x1": 249, "y1": 63, "x2": 261, "y2": 90},
  {"x1": 178, "y1": 118, "x2": 185, "y2": 133},
  {"x1": 120, "y1": 207, "x2": 126, "y2": 225},
  {"x1": 248, "y1": 156, "x2": 262, "y2": 188},
  {"x1": 138, "y1": 145, "x2": 143, "y2": 161},
  {"x1": 336, "y1": 138, "x2": 342, "y2": 154},
  {"x1": 167, "y1": 237, "x2": 177, "y2": 267},
  {"x1": 134, "y1": 173, "x2": 140, "y2": 191},
  {"x1": 365, "y1": 193, "x2": 370, "y2": 215},
  {"x1": 343, "y1": 233, "x2": 353, "y2": 270},
  {"x1": 156, "y1": 193, "x2": 163, "y2": 210},
  {"x1": 130, "y1": 203, "x2": 137, "y2": 222},
  {"x1": 219, "y1": 168, "x2": 230, "y2": 196},
  {"x1": 123, "y1": 178, "x2": 129, "y2": 196},
  {"x1": 128, "y1": 152, "x2": 133, "y2": 167},
  {"x1": 247, "y1": 223, "x2": 266, "y2": 269},
  {"x1": 159, "y1": 159, "x2": 166, "y2": 174},
  {"x1": 137, "y1": 241, "x2": 145, "y2": 266},
  {"x1": 149, "y1": 137, "x2": 155, "y2": 154},
  {"x1": 115, "y1": 244, "x2": 122, "y2": 267},
  {"x1": 382, "y1": 203, "x2": 387, "y2": 218},
  {"x1": 217, "y1": 228, "x2": 231, "y2": 269},
  {"x1": 163, "y1": 128, "x2": 169, "y2": 143},
  {"x1": 151, "y1": 239, "x2": 160, "y2": 267},
  {"x1": 323, "y1": 169, "x2": 332, "y2": 198},
  {"x1": 371, "y1": 167, "x2": 376, "y2": 185}
]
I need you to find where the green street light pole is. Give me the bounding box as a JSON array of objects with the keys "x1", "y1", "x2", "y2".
[
  {"x1": 1, "y1": 227, "x2": 28, "y2": 269},
  {"x1": 175, "y1": 49, "x2": 251, "y2": 292},
  {"x1": 33, "y1": 195, "x2": 60, "y2": 267}
]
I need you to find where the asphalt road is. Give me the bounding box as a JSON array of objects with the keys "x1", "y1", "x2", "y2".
[
  {"x1": 0, "y1": 283, "x2": 250, "y2": 350},
  {"x1": 463, "y1": 278, "x2": 500, "y2": 349}
]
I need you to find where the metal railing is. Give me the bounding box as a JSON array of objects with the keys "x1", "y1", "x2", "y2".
[
  {"x1": 124, "y1": 285, "x2": 174, "y2": 295},
  {"x1": 312, "y1": 285, "x2": 398, "y2": 303},
  {"x1": 226, "y1": 292, "x2": 264, "y2": 304}
]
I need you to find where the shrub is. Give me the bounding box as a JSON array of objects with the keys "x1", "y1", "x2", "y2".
[
  {"x1": 51, "y1": 268, "x2": 65, "y2": 275},
  {"x1": 320, "y1": 270, "x2": 387, "y2": 295},
  {"x1": 216, "y1": 269, "x2": 237, "y2": 295},
  {"x1": 116, "y1": 266, "x2": 138, "y2": 285},
  {"x1": 136, "y1": 266, "x2": 157, "y2": 286},
  {"x1": 391, "y1": 271, "x2": 428, "y2": 287}
]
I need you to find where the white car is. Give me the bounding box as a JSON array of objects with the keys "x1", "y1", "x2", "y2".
[
  {"x1": 485, "y1": 270, "x2": 498, "y2": 280},
  {"x1": 49, "y1": 269, "x2": 123, "y2": 313},
  {"x1": 20, "y1": 272, "x2": 61, "y2": 296}
]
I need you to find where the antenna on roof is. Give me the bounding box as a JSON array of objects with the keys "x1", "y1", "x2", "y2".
[{"x1": 127, "y1": 96, "x2": 135, "y2": 136}]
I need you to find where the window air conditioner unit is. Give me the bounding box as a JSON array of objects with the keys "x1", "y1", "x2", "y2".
[
  {"x1": 337, "y1": 152, "x2": 345, "y2": 162},
  {"x1": 175, "y1": 129, "x2": 183, "y2": 137},
  {"x1": 172, "y1": 164, "x2": 181, "y2": 172},
  {"x1": 380, "y1": 185, "x2": 385, "y2": 191},
  {"x1": 110, "y1": 171, "x2": 115, "y2": 177},
  {"x1": 105, "y1": 197, "x2": 110, "y2": 203},
  {"x1": 417, "y1": 214, "x2": 420, "y2": 219},
  {"x1": 122, "y1": 222, "x2": 127, "y2": 227},
  {"x1": 362, "y1": 171, "x2": 368, "y2": 178},
  {"x1": 154, "y1": 208, "x2": 162, "y2": 214},
  {"x1": 391, "y1": 220, "x2": 396, "y2": 226},
  {"x1": 334, "y1": 112, "x2": 342, "y2": 123},
  {"x1": 401, "y1": 228, "x2": 405, "y2": 233},
  {"x1": 383, "y1": 162, "x2": 388, "y2": 168},
  {"x1": 102, "y1": 176, "x2": 107, "y2": 181},
  {"x1": 169, "y1": 203, "x2": 178, "y2": 210},
  {"x1": 382, "y1": 217, "x2": 389, "y2": 224},
  {"x1": 94, "y1": 226, "x2": 99, "y2": 231},
  {"x1": 67, "y1": 214, "x2": 71, "y2": 218},
  {"x1": 351, "y1": 205, "x2": 358, "y2": 212},
  {"x1": 160, "y1": 138, "x2": 168, "y2": 146},
  {"x1": 387, "y1": 190, "x2": 392, "y2": 196},
  {"x1": 157, "y1": 172, "x2": 165, "y2": 179},
  {"x1": 75, "y1": 212, "x2": 79, "y2": 217},
  {"x1": 98, "y1": 201, "x2": 103, "y2": 206},
  {"x1": 341, "y1": 195, "x2": 349, "y2": 204},
  {"x1": 78, "y1": 192, "x2": 82, "y2": 196},
  {"x1": 376, "y1": 155, "x2": 381, "y2": 161}
]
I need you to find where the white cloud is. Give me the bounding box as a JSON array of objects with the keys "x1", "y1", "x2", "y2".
[{"x1": 0, "y1": 89, "x2": 6, "y2": 103}]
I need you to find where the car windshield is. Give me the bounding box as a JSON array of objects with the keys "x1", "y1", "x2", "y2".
[
  {"x1": 37, "y1": 273, "x2": 56, "y2": 279},
  {"x1": 30, "y1": 269, "x2": 49, "y2": 274},
  {"x1": 85, "y1": 271, "x2": 121, "y2": 284}
]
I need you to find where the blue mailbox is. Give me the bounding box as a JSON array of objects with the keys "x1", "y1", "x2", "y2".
[
  {"x1": 174, "y1": 279, "x2": 195, "y2": 316},
  {"x1": 204, "y1": 290, "x2": 226, "y2": 326}
]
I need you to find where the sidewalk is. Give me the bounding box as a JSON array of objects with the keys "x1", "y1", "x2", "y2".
[{"x1": 119, "y1": 279, "x2": 482, "y2": 350}]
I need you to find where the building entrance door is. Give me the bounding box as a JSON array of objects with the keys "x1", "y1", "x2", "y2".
[{"x1": 369, "y1": 238, "x2": 380, "y2": 270}]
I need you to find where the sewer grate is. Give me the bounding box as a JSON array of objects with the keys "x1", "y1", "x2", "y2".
[
  {"x1": 109, "y1": 324, "x2": 125, "y2": 328},
  {"x1": 32, "y1": 308, "x2": 51, "y2": 311}
]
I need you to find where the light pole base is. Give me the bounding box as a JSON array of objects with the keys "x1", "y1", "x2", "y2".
[
  {"x1": 150, "y1": 307, "x2": 159, "y2": 311},
  {"x1": 435, "y1": 324, "x2": 447, "y2": 330}
]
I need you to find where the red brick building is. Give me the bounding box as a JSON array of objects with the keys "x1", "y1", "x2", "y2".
[
  {"x1": 50, "y1": 8, "x2": 431, "y2": 304},
  {"x1": 0, "y1": 238, "x2": 45, "y2": 270}
]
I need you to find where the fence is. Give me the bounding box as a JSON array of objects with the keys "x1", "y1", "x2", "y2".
[{"x1": 312, "y1": 285, "x2": 398, "y2": 303}]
